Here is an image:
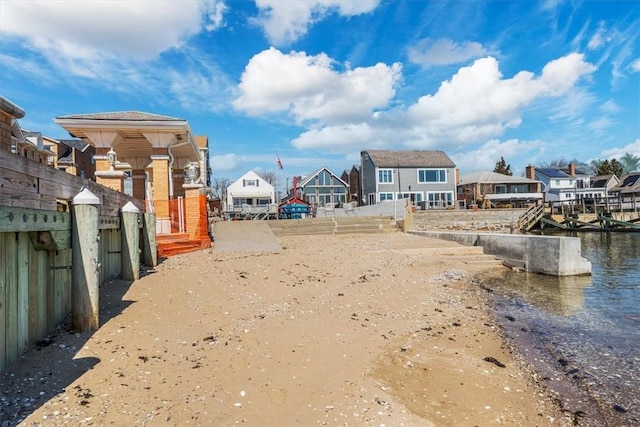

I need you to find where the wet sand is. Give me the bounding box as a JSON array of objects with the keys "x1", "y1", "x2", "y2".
[{"x1": 1, "y1": 232, "x2": 572, "y2": 426}]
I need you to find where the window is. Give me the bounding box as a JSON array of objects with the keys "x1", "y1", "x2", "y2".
[
  {"x1": 318, "y1": 171, "x2": 331, "y2": 185},
  {"x1": 511, "y1": 184, "x2": 529, "y2": 193},
  {"x1": 418, "y1": 169, "x2": 446, "y2": 183},
  {"x1": 243, "y1": 179, "x2": 258, "y2": 187},
  {"x1": 495, "y1": 185, "x2": 507, "y2": 194},
  {"x1": 379, "y1": 192, "x2": 394, "y2": 202},
  {"x1": 426, "y1": 192, "x2": 454, "y2": 209},
  {"x1": 378, "y1": 169, "x2": 393, "y2": 184},
  {"x1": 399, "y1": 192, "x2": 423, "y2": 203}
]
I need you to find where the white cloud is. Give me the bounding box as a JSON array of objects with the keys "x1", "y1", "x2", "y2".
[
  {"x1": 278, "y1": 53, "x2": 595, "y2": 155},
  {"x1": 452, "y1": 139, "x2": 544, "y2": 175},
  {"x1": 0, "y1": 0, "x2": 226, "y2": 61},
  {"x1": 600, "y1": 139, "x2": 640, "y2": 159},
  {"x1": 232, "y1": 48, "x2": 402, "y2": 125},
  {"x1": 408, "y1": 38, "x2": 488, "y2": 67},
  {"x1": 253, "y1": 0, "x2": 380, "y2": 45},
  {"x1": 600, "y1": 100, "x2": 620, "y2": 113},
  {"x1": 631, "y1": 58, "x2": 640, "y2": 72},
  {"x1": 588, "y1": 22, "x2": 609, "y2": 50}
]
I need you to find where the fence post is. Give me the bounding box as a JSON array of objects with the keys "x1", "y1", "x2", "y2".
[
  {"x1": 72, "y1": 188, "x2": 101, "y2": 332},
  {"x1": 142, "y1": 212, "x2": 157, "y2": 267},
  {"x1": 121, "y1": 202, "x2": 140, "y2": 280}
]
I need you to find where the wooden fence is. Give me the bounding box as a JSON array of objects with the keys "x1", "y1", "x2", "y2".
[{"x1": 1, "y1": 152, "x2": 156, "y2": 372}]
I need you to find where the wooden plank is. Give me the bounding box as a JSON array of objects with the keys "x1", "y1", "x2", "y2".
[
  {"x1": 0, "y1": 207, "x2": 71, "y2": 232},
  {"x1": 0, "y1": 233, "x2": 6, "y2": 371},
  {"x1": 0, "y1": 193, "x2": 57, "y2": 211},
  {"x1": 47, "y1": 251, "x2": 55, "y2": 329},
  {"x1": 17, "y1": 232, "x2": 29, "y2": 353},
  {"x1": 28, "y1": 242, "x2": 39, "y2": 344},
  {"x1": 0, "y1": 167, "x2": 39, "y2": 194},
  {"x1": 30, "y1": 246, "x2": 47, "y2": 341},
  {"x1": 4, "y1": 232, "x2": 18, "y2": 367}
]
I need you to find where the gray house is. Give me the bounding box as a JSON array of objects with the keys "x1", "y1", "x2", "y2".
[
  {"x1": 297, "y1": 166, "x2": 348, "y2": 208},
  {"x1": 360, "y1": 149, "x2": 457, "y2": 208}
]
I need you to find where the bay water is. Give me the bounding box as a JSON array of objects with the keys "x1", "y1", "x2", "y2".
[{"x1": 485, "y1": 232, "x2": 639, "y2": 426}]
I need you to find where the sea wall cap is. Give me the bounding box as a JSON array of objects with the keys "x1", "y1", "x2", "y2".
[
  {"x1": 73, "y1": 188, "x2": 101, "y2": 205},
  {"x1": 121, "y1": 201, "x2": 140, "y2": 213}
]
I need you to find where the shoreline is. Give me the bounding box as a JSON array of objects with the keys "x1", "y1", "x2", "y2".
[{"x1": 2, "y1": 232, "x2": 572, "y2": 426}]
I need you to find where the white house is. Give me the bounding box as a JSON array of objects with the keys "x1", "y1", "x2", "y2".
[{"x1": 225, "y1": 170, "x2": 275, "y2": 213}]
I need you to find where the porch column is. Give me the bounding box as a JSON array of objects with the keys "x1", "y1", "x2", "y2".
[
  {"x1": 131, "y1": 169, "x2": 147, "y2": 201},
  {"x1": 150, "y1": 154, "x2": 170, "y2": 219},
  {"x1": 183, "y1": 184, "x2": 205, "y2": 240},
  {"x1": 94, "y1": 147, "x2": 125, "y2": 192}
]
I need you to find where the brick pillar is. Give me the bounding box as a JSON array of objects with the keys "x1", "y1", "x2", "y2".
[
  {"x1": 150, "y1": 155, "x2": 170, "y2": 218},
  {"x1": 131, "y1": 169, "x2": 147, "y2": 201},
  {"x1": 183, "y1": 185, "x2": 204, "y2": 240},
  {"x1": 94, "y1": 147, "x2": 124, "y2": 192}
]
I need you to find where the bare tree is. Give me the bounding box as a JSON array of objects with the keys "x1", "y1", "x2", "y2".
[
  {"x1": 211, "y1": 177, "x2": 231, "y2": 199},
  {"x1": 258, "y1": 170, "x2": 277, "y2": 185}
]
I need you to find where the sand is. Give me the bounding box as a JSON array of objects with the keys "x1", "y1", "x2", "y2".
[{"x1": 1, "y1": 232, "x2": 571, "y2": 426}]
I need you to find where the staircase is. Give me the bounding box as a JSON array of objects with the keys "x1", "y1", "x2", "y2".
[
  {"x1": 267, "y1": 216, "x2": 400, "y2": 237},
  {"x1": 516, "y1": 203, "x2": 546, "y2": 231}
]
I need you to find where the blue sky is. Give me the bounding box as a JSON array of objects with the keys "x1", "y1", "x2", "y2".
[{"x1": 1, "y1": 0, "x2": 639, "y2": 183}]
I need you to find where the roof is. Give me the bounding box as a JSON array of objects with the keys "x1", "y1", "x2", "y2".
[
  {"x1": 55, "y1": 111, "x2": 183, "y2": 121},
  {"x1": 298, "y1": 166, "x2": 348, "y2": 187},
  {"x1": 536, "y1": 168, "x2": 572, "y2": 178},
  {"x1": 612, "y1": 172, "x2": 640, "y2": 193},
  {"x1": 589, "y1": 175, "x2": 615, "y2": 189},
  {"x1": 0, "y1": 96, "x2": 25, "y2": 119},
  {"x1": 59, "y1": 138, "x2": 91, "y2": 152},
  {"x1": 459, "y1": 171, "x2": 539, "y2": 185},
  {"x1": 364, "y1": 149, "x2": 455, "y2": 168}
]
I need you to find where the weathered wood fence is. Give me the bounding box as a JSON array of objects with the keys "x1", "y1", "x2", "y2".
[{"x1": 1, "y1": 153, "x2": 156, "y2": 372}]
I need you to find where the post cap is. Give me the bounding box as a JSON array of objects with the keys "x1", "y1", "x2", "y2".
[
  {"x1": 121, "y1": 201, "x2": 140, "y2": 213},
  {"x1": 73, "y1": 188, "x2": 101, "y2": 205}
]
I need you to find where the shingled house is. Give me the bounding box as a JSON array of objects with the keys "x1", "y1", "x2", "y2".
[{"x1": 360, "y1": 149, "x2": 457, "y2": 209}]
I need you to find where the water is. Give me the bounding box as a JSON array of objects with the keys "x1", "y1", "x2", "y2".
[{"x1": 485, "y1": 233, "x2": 640, "y2": 426}]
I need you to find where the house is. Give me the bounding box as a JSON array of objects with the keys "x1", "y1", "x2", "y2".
[
  {"x1": 53, "y1": 138, "x2": 96, "y2": 179},
  {"x1": 0, "y1": 99, "x2": 51, "y2": 163},
  {"x1": 527, "y1": 163, "x2": 612, "y2": 205},
  {"x1": 297, "y1": 166, "x2": 348, "y2": 208},
  {"x1": 340, "y1": 165, "x2": 361, "y2": 204},
  {"x1": 225, "y1": 170, "x2": 275, "y2": 213},
  {"x1": 610, "y1": 172, "x2": 640, "y2": 210},
  {"x1": 55, "y1": 111, "x2": 209, "y2": 241},
  {"x1": 457, "y1": 171, "x2": 543, "y2": 209},
  {"x1": 360, "y1": 149, "x2": 457, "y2": 208}
]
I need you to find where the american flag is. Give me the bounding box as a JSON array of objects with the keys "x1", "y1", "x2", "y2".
[{"x1": 276, "y1": 154, "x2": 283, "y2": 169}]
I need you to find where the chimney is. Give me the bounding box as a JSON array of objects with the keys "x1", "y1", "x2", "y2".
[
  {"x1": 455, "y1": 168, "x2": 460, "y2": 185},
  {"x1": 568, "y1": 162, "x2": 576, "y2": 177},
  {"x1": 525, "y1": 165, "x2": 535, "y2": 180}
]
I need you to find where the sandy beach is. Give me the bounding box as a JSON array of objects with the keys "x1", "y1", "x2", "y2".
[{"x1": 1, "y1": 232, "x2": 571, "y2": 426}]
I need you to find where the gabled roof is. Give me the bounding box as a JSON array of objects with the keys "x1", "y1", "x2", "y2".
[
  {"x1": 59, "y1": 138, "x2": 91, "y2": 152},
  {"x1": 460, "y1": 171, "x2": 539, "y2": 185},
  {"x1": 364, "y1": 149, "x2": 455, "y2": 168},
  {"x1": 612, "y1": 172, "x2": 640, "y2": 193},
  {"x1": 589, "y1": 174, "x2": 617, "y2": 189},
  {"x1": 298, "y1": 166, "x2": 348, "y2": 187},
  {"x1": 56, "y1": 111, "x2": 183, "y2": 121}
]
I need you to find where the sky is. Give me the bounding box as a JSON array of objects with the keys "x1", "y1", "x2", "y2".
[{"x1": 1, "y1": 0, "x2": 639, "y2": 184}]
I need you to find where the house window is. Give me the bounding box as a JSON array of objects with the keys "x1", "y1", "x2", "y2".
[
  {"x1": 418, "y1": 169, "x2": 446, "y2": 183},
  {"x1": 495, "y1": 185, "x2": 507, "y2": 194},
  {"x1": 426, "y1": 192, "x2": 454, "y2": 209},
  {"x1": 379, "y1": 192, "x2": 394, "y2": 202},
  {"x1": 511, "y1": 184, "x2": 529, "y2": 193},
  {"x1": 378, "y1": 169, "x2": 393, "y2": 184},
  {"x1": 318, "y1": 171, "x2": 331, "y2": 185},
  {"x1": 399, "y1": 192, "x2": 423, "y2": 203},
  {"x1": 243, "y1": 179, "x2": 258, "y2": 187},
  {"x1": 555, "y1": 180, "x2": 560, "y2": 185}
]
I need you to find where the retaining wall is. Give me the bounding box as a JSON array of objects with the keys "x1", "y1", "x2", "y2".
[
  {"x1": 412, "y1": 209, "x2": 524, "y2": 233},
  {"x1": 409, "y1": 230, "x2": 592, "y2": 276}
]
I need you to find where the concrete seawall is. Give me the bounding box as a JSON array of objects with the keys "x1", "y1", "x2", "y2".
[{"x1": 409, "y1": 230, "x2": 592, "y2": 276}]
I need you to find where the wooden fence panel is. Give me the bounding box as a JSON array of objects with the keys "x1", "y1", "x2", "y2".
[
  {"x1": 0, "y1": 233, "x2": 6, "y2": 370},
  {"x1": 17, "y1": 232, "x2": 29, "y2": 354},
  {"x1": 3, "y1": 232, "x2": 19, "y2": 370}
]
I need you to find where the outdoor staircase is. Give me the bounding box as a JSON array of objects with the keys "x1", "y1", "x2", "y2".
[
  {"x1": 157, "y1": 233, "x2": 211, "y2": 258},
  {"x1": 267, "y1": 216, "x2": 400, "y2": 236},
  {"x1": 516, "y1": 203, "x2": 546, "y2": 231}
]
